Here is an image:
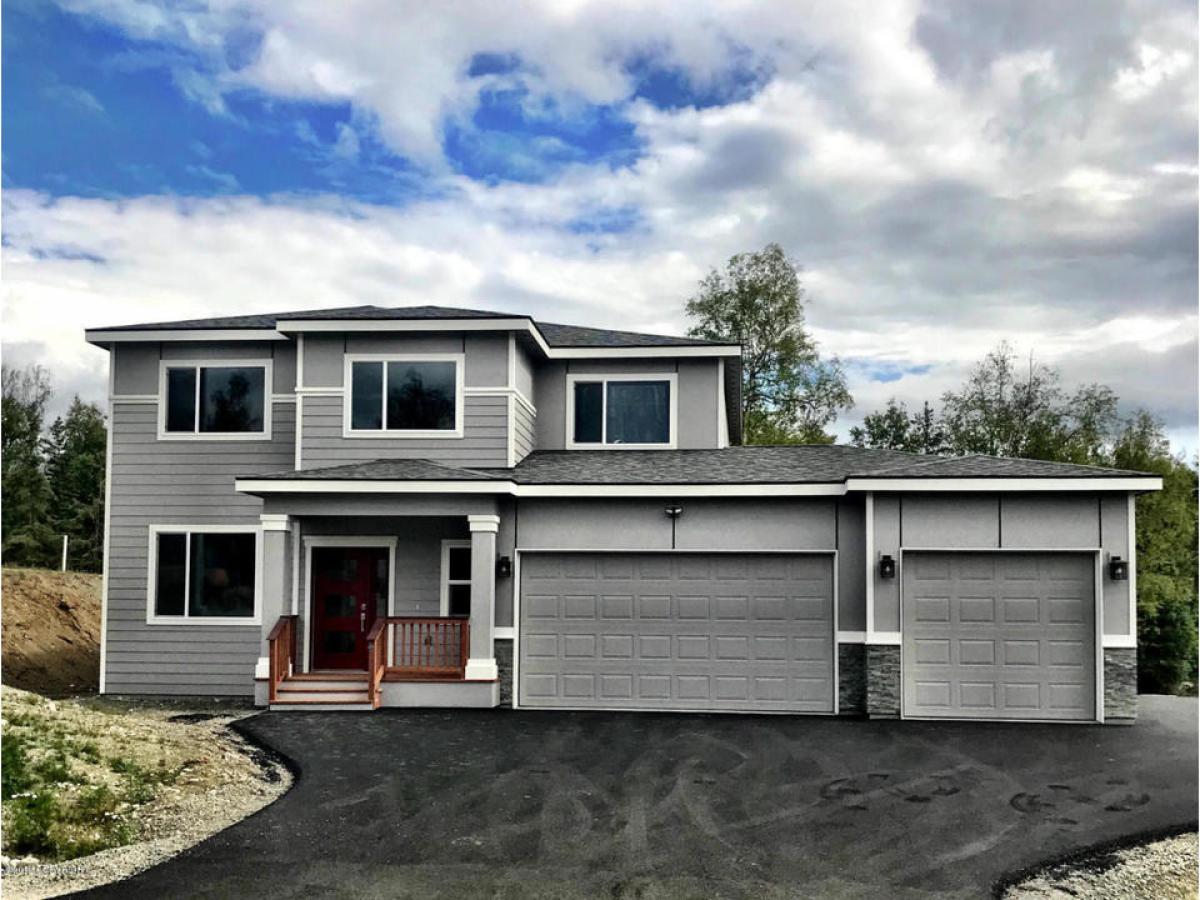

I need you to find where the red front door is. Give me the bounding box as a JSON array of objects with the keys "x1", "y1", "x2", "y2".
[{"x1": 311, "y1": 547, "x2": 385, "y2": 670}]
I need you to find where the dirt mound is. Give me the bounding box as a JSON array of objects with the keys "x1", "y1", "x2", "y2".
[{"x1": 2, "y1": 567, "x2": 101, "y2": 697}]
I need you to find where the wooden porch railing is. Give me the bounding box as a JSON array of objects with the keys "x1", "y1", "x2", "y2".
[
  {"x1": 266, "y1": 614, "x2": 298, "y2": 703},
  {"x1": 382, "y1": 616, "x2": 469, "y2": 679},
  {"x1": 366, "y1": 618, "x2": 387, "y2": 708}
]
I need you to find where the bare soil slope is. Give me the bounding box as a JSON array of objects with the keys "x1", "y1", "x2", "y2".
[{"x1": 2, "y1": 568, "x2": 101, "y2": 697}]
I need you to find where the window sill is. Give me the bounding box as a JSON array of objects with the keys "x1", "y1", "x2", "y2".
[
  {"x1": 564, "y1": 442, "x2": 677, "y2": 451},
  {"x1": 156, "y1": 432, "x2": 273, "y2": 442},
  {"x1": 145, "y1": 616, "x2": 261, "y2": 626},
  {"x1": 342, "y1": 429, "x2": 464, "y2": 440}
]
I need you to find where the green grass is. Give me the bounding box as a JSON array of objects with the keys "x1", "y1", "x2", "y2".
[{"x1": 1, "y1": 693, "x2": 187, "y2": 861}]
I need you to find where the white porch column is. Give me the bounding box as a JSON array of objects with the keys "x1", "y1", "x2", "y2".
[
  {"x1": 465, "y1": 514, "x2": 499, "y2": 680},
  {"x1": 256, "y1": 514, "x2": 290, "y2": 678}
]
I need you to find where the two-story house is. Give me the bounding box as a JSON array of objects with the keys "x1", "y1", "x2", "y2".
[{"x1": 86, "y1": 306, "x2": 1158, "y2": 722}]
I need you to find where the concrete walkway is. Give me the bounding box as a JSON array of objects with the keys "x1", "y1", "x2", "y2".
[{"x1": 77, "y1": 696, "x2": 1197, "y2": 899}]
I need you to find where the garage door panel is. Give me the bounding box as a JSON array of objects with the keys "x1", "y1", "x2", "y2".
[
  {"x1": 904, "y1": 552, "x2": 1095, "y2": 722},
  {"x1": 520, "y1": 552, "x2": 833, "y2": 712}
]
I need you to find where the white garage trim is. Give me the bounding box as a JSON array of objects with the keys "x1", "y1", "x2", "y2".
[
  {"x1": 513, "y1": 548, "x2": 838, "y2": 716},
  {"x1": 897, "y1": 547, "x2": 1104, "y2": 724}
]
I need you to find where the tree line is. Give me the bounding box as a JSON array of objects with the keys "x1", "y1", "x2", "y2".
[
  {"x1": 2, "y1": 365, "x2": 107, "y2": 573},
  {"x1": 687, "y1": 243, "x2": 1197, "y2": 694}
]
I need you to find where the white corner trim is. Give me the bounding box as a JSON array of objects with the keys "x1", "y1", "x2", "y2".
[
  {"x1": 1127, "y1": 492, "x2": 1138, "y2": 642},
  {"x1": 99, "y1": 359, "x2": 115, "y2": 694},
  {"x1": 864, "y1": 492, "x2": 875, "y2": 641},
  {"x1": 564, "y1": 372, "x2": 678, "y2": 450},
  {"x1": 156, "y1": 358, "x2": 274, "y2": 441},
  {"x1": 468, "y1": 514, "x2": 501, "y2": 532},
  {"x1": 254, "y1": 656, "x2": 270, "y2": 679},
  {"x1": 837, "y1": 630, "x2": 867, "y2": 643},
  {"x1": 341, "y1": 352, "x2": 465, "y2": 439},
  {"x1": 717, "y1": 358, "x2": 729, "y2": 449},
  {"x1": 867, "y1": 632, "x2": 902, "y2": 646},
  {"x1": 846, "y1": 476, "x2": 1163, "y2": 493},
  {"x1": 294, "y1": 334, "x2": 304, "y2": 471}
]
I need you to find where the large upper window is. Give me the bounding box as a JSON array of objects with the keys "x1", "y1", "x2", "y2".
[
  {"x1": 160, "y1": 362, "x2": 269, "y2": 438},
  {"x1": 149, "y1": 527, "x2": 258, "y2": 623},
  {"x1": 568, "y1": 375, "x2": 676, "y2": 448},
  {"x1": 346, "y1": 355, "x2": 462, "y2": 436}
]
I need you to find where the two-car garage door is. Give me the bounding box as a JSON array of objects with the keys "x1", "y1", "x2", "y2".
[
  {"x1": 518, "y1": 552, "x2": 834, "y2": 713},
  {"x1": 903, "y1": 552, "x2": 1096, "y2": 721}
]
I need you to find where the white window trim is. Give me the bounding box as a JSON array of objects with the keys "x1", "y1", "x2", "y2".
[
  {"x1": 156, "y1": 359, "x2": 273, "y2": 441},
  {"x1": 565, "y1": 372, "x2": 678, "y2": 450},
  {"x1": 439, "y1": 539, "x2": 472, "y2": 617},
  {"x1": 342, "y1": 353, "x2": 465, "y2": 439},
  {"x1": 145, "y1": 524, "x2": 263, "y2": 625}
]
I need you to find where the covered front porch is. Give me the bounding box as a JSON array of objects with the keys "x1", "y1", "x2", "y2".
[{"x1": 247, "y1": 496, "x2": 507, "y2": 710}]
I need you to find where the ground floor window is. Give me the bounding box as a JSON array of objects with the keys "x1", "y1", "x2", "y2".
[
  {"x1": 441, "y1": 540, "x2": 471, "y2": 617},
  {"x1": 150, "y1": 527, "x2": 258, "y2": 622}
]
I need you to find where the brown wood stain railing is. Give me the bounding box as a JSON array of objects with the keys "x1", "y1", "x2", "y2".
[
  {"x1": 266, "y1": 614, "x2": 298, "y2": 704},
  {"x1": 385, "y1": 617, "x2": 469, "y2": 678},
  {"x1": 366, "y1": 618, "x2": 387, "y2": 708}
]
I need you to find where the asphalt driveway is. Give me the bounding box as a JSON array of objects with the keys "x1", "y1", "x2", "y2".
[{"x1": 78, "y1": 697, "x2": 1196, "y2": 899}]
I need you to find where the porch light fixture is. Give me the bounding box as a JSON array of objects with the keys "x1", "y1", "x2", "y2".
[
  {"x1": 1108, "y1": 556, "x2": 1129, "y2": 581},
  {"x1": 496, "y1": 556, "x2": 512, "y2": 579},
  {"x1": 879, "y1": 554, "x2": 896, "y2": 579},
  {"x1": 664, "y1": 505, "x2": 684, "y2": 520}
]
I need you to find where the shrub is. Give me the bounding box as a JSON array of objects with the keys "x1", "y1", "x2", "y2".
[
  {"x1": 7, "y1": 791, "x2": 58, "y2": 857},
  {"x1": 2, "y1": 732, "x2": 33, "y2": 800}
]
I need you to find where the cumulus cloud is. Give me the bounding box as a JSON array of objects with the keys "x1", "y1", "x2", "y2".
[{"x1": 3, "y1": 0, "x2": 1196, "y2": 448}]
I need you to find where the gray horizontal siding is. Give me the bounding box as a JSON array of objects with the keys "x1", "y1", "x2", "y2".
[
  {"x1": 104, "y1": 399, "x2": 295, "y2": 697},
  {"x1": 300, "y1": 393, "x2": 509, "y2": 467},
  {"x1": 513, "y1": 401, "x2": 535, "y2": 464}
]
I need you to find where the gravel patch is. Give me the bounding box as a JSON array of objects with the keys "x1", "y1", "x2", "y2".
[
  {"x1": 1005, "y1": 832, "x2": 1198, "y2": 900},
  {"x1": 1, "y1": 693, "x2": 291, "y2": 900}
]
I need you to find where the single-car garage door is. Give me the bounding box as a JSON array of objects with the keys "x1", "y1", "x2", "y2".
[
  {"x1": 903, "y1": 552, "x2": 1096, "y2": 721},
  {"x1": 519, "y1": 552, "x2": 834, "y2": 713}
]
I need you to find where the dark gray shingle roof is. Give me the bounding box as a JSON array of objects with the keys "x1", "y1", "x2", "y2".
[
  {"x1": 89, "y1": 304, "x2": 731, "y2": 350},
  {"x1": 535, "y1": 321, "x2": 725, "y2": 348},
  {"x1": 245, "y1": 446, "x2": 1152, "y2": 486},
  {"x1": 252, "y1": 458, "x2": 503, "y2": 482}
]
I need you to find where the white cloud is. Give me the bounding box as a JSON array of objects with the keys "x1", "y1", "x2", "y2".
[{"x1": 3, "y1": 0, "x2": 1196, "y2": 448}]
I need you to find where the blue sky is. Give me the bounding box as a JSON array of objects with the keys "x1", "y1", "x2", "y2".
[{"x1": 2, "y1": 0, "x2": 1196, "y2": 450}]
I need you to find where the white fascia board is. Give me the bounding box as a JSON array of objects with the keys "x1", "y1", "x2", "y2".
[
  {"x1": 85, "y1": 329, "x2": 287, "y2": 344},
  {"x1": 546, "y1": 345, "x2": 741, "y2": 359},
  {"x1": 235, "y1": 479, "x2": 516, "y2": 494},
  {"x1": 514, "y1": 483, "x2": 844, "y2": 497},
  {"x1": 845, "y1": 477, "x2": 1163, "y2": 493},
  {"x1": 235, "y1": 479, "x2": 846, "y2": 498}
]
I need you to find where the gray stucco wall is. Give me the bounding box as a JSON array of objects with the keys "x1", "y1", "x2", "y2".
[
  {"x1": 532, "y1": 358, "x2": 724, "y2": 451},
  {"x1": 870, "y1": 492, "x2": 1132, "y2": 637},
  {"x1": 105, "y1": 340, "x2": 296, "y2": 695}
]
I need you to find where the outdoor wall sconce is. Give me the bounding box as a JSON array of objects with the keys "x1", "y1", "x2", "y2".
[
  {"x1": 495, "y1": 555, "x2": 512, "y2": 579},
  {"x1": 879, "y1": 554, "x2": 896, "y2": 579},
  {"x1": 664, "y1": 505, "x2": 684, "y2": 520},
  {"x1": 1108, "y1": 556, "x2": 1129, "y2": 581}
]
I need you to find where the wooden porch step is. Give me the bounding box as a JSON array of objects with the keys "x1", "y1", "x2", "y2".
[
  {"x1": 269, "y1": 700, "x2": 373, "y2": 712},
  {"x1": 271, "y1": 690, "x2": 371, "y2": 705},
  {"x1": 286, "y1": 671, "x2": 368, "y2": 681}
]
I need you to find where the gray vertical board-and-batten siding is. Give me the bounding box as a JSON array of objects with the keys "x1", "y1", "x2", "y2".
[
  {"x1": 869, "y1": 493, "x2": 1131, "y2": 636},
  {"x1": 105, "y1": 341, "x2": 296, "y2": 696}
]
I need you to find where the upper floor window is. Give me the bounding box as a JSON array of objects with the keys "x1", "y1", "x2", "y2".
[
  {"x1": 567, "y1": 374, "x2": 677, "y2": 448},
  {"x1": 345, "y1": 354, "x2": 463, "y2": 437},
  {"x1": 148, "y1": 526, "x2": 260, "y2": 624},
  {"x1": 159, "y1": 361, "x2": 270, "y2": 439}
]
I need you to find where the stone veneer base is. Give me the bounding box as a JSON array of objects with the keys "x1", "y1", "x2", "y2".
[
  {"x1": 838, "y1": 643, "x2": 867, "y2": 715},
  {"x1": 866, "y1": 644, "x2": 901, "y2": 719}
]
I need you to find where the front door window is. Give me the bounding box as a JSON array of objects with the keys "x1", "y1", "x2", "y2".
[{"x1": 311, "y1": 547, "x2": 387, "y2": 670}]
